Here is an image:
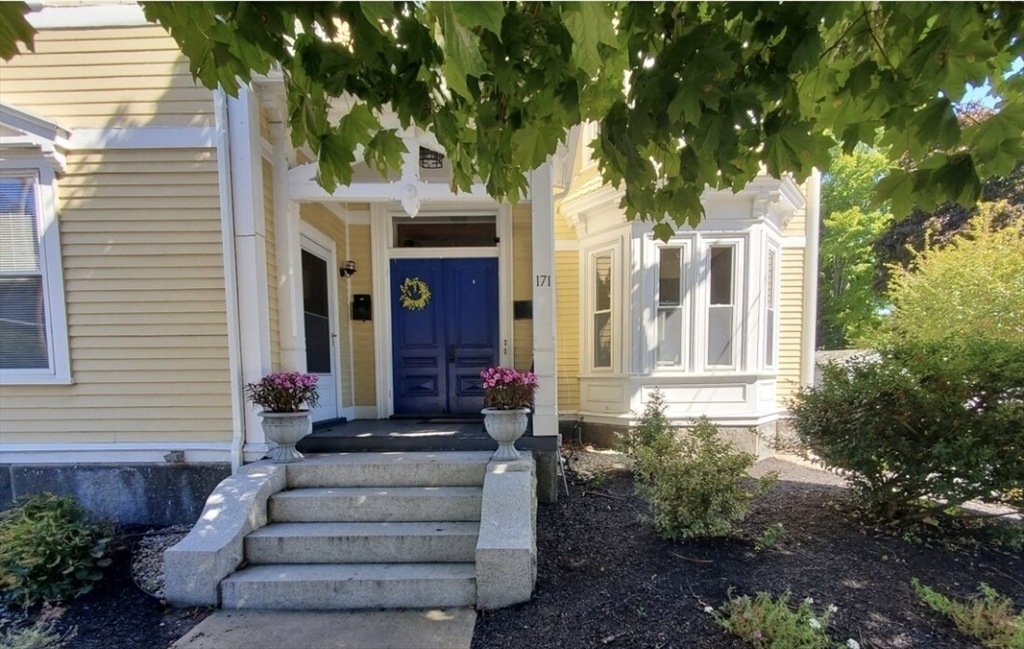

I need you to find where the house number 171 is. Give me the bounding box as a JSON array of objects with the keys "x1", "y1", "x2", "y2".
[{"x1": 535, "y1": 275, "x2": 551, "y2": 287}]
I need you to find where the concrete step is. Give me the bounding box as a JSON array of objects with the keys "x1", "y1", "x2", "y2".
[
  {"x1": 244, "y1": 522, "x2": 480, "y2": 564},
  {"x1": 286, "y1": 452, "x2": 491, "y2": 489},
  {"x1": 268, "y1": 487, "x2": 483, "y2": 523},
  {"x1": 220, "y1": 563, "x2": 476, "y2": 610}
]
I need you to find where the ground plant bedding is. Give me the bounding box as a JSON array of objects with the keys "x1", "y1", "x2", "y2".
[
  {"x1": 472, "y1": 453, "x2": 1024, "y2": 649},
  {"x1": 1, "y1": 453, "x2": 1019, "y2": 649}
]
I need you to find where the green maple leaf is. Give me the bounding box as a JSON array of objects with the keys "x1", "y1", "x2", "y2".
[
  {"x1": 436, "y1": 3, "x2": 487, "y2": 98},
  {"x1": 450, "y1": 4, "x2": 505, "y2": 40},
  {"x1": 0, "y1": 1, "x2": 34, "y2": 61},
  {"x1": 511, "y1": 122, "x2": 563, "y2": 170},
  {"x1": 562, "y1": 2, "x2": 618, "y2": 77},
  {"x1": 364, "y1": 129, "x2": 407, "y2": 179}
]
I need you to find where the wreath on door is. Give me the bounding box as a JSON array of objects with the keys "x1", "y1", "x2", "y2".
[{"x1": 399, "y1": 277, "x2": 431, "y2": 310}]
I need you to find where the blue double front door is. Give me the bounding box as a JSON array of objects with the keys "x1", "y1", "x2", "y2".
[{"x1": 391, "y1": 258, "x2": 498, "y2": 416}]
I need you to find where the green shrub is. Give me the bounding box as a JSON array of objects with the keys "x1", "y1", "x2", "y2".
[
  {"x1": 0, "y1": 621, "x2": 63, "y2": 649},
  {"x1": 912, "y1": 580, "x2": 1024, "y2": 649},
  {"x1": 623, "y1": 391, "x2": 776, "y2": 540},
  {"x1": 789, "y1": 338, "x2": 1024, "y2": 520},
  {"x1": 711, "y1": 591, "x2": 850, "y2": 649},
  {"x1": 0, "y1": 493, "x2": 111, "y2": 607}
]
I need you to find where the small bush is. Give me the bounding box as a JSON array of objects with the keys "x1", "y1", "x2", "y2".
[
  {"x1": 789, "y1": 339, "x2": 1024, "y2": 520},
  {"x1": 912, "y1": 580, "x2": 1024, "y2": 649},
  {"x1": 623, "y1": 391, "x2": 776, "y2": 540},
  {"x1": 0, "y1": 493, "x2": 111, "y2": 607},
  {"x1": 755, "y1": 523, "x2": 787, "y2": 552},
  {"x1": 0, "y1": 621, "x2": 63, "y2": 649},
  {"x1": 711, "y1": 591, "x2": 852, "y2": 649}
]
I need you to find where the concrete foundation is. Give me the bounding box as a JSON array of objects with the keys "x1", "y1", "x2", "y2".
[
  {"x1": 578, "y1": 420, "x2": 778, "y2": 459},
  {"x1": 0, "y1": 463, "x2": 231, "y2": 526},
  {"x1": 532, "y1": 449, "x2": 559, "y2": 504}
]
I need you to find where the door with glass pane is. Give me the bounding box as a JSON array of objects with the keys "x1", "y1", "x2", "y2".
[{"x1": 301, "y1": 239, "x2": 339, "y2": 422}]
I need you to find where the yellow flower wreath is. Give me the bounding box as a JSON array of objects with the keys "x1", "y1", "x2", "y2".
[{"x1": 399, "y1": 277, "x2": 431, "y2": 310}]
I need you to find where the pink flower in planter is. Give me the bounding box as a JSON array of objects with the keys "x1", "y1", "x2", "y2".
[
  {"x1": 245, "y1": 371, "x2": 320, "y2": 413},
  {"x1": 479, "y1": 366, "x2": 538, "y2": 410}
]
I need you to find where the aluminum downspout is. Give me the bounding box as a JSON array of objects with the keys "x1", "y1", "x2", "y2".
[
  {"x1": 214, "y1": 88, "x2": 246, "y2": 472},
  {"x1": 801, "y1": 169, "x2": 822, "y2": 387}
]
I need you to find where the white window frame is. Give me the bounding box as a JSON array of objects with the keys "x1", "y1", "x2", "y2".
[
  {"x1": 587, "y1": 245, "x2": 618, "y2": 373},
  {"x1": 653, "y1": 240, "x2": 693, "y2": 371},
  {"x1": 0, "y1": 162, "x2": 71, "y2": 384},
  {"x1": 701, "y1": 237, "x2": 745, "y2": 372},
  {"x1": 764, "y1": 241, "x2": 781, "y2": 370}
]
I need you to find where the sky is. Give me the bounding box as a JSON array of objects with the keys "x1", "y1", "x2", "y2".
[{"x1": 958, "y1": 56, "x2": 1024, "y2": 108}]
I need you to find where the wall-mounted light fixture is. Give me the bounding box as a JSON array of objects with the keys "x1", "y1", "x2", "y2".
[{"x1": 340, "y1": 260, "x2": 357, "y2": 278}]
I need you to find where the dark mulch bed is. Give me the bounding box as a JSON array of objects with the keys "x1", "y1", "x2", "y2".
[
  {"x1": 473, "y1": 458, "x2": 1024, "y2": 649},
  {"x1": 0, "y1": 532, "x2": 207, "y2": 649}
]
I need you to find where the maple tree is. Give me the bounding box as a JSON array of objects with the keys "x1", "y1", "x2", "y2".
[{"x1": 2, "y1": 2, "x2": 1022, "y2": 235}]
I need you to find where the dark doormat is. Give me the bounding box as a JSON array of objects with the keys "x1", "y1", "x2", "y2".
[{"x1": 418, "y1": 418, "x2": 484, "y2": 424}]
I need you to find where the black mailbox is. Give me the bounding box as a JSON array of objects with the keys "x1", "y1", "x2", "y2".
[{"x1": 352, "y1": 294, "x2": 372, "y2": 321}]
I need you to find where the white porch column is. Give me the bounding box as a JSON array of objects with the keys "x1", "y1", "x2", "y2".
[
  {"x1": 270, "y1": 121, "x2": 307, "y2": 372},
  {"x1": 227, "y1": 85, "x2": 273, "y2": 456},
  {"x1": 530, "y1": 161, "x2": 558, "y2": 437}
]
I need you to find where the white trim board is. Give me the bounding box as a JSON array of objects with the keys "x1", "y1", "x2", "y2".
[
  {"x1": 0, "y1": 442, "x2": 232, "y2": 465},
  {"x1": 68, "y1": 127, "x2": 217, "y2": 150},
  {"x1": 27, "y1": 4, "x2": 151, "y2": 29}
]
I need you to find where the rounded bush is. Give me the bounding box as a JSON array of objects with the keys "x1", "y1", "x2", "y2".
[{"x1": 0, "y1": 493, "x2": 111, "y2": 606}]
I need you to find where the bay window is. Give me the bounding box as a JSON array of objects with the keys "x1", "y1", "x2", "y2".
[
  {"x1": 706, "y1": 245, "x2": 736, "y2": 368},
  {"x1": 591, "y1": 251, "x2": 613, "y2": 370}
]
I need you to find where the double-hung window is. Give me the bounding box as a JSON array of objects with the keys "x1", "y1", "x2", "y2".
[
  {"x1": 591, "y1": 251, "x2": 614, "y2": 371},
  {"x1": 706, "y1": 244, "x2": 737, "y2": 369},
  {"x1": 0, "y1": 169, "x2": 70, "y2": 383},
  {"x1": 656, "y1": 245, "x2": 688, "y2": 367},
  {"x1": 764, "y1": 247, "x2": 779, "y2": 367}
]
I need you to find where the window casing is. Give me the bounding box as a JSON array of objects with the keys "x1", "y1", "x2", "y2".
[{"x1": 0, "y1": 166, "x2": 70, "y2": 384}]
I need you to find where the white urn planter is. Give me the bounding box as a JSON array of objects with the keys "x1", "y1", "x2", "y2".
[
  {"x1": 258, "y1": 411, "x2": 311, "y2": 463},
  {"x1": 482, "y1": 407, "x2": 529, "y2": 460}
]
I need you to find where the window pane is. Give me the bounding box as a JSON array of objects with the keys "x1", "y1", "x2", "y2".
[
  {"x1": 593, "y1": 312, "x2": 612, "y2": 368},
  {"x1": 766, "y1": 249, "x2": 776, "y2": 305},
  {"x1": 302, "y1": 250, "x2": 330, "y2": 317},
  {"x1": 657, "y1": 308, "x2": 682, "y2": 365},
  {"x1": 595, "y1": 254, "x2": 612, "y2": 312},
  {"x1": 765, "y1": 309, "x2": 775, "y2": 366},
  {"x1": 708, "y1": 305, "x2": 733, "y2": 366},
  {"x1": 394, "y1": 217, "x2": 496, "y2": 247},
  {"x1": 658, "y1": 247, "x2": 681, "y2": 306},
  {"x1": 0, "y1": 276, "x2": 48, "y2": 369},
  {"x1": 0, "y1": 176, "x2": 40, "y2": 273},
  {"x1": 709, "y1": 246, "x2": 733, "y2": 305}
]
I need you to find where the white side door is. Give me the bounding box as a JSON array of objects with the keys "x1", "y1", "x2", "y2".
[{"x1": 300, "y1": 235, "x2": 339, "y2": 423}]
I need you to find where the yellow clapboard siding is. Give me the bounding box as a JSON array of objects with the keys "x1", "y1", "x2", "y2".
[
  {"x1": 512, "y1": 204, "x2": 533, "y2": 369},
  {"x1": 60, "y1": 197, "x2": 219, "y2": 212},
  {"x1": 65, "y1": 266, "x2": 224, "y2": 281},
  {"x1": 6, "y1": 382, "x2": 231, "y2": 398},
  {"x1": 0, "y1": 62, "x2": 192, "y2": 81},
  {"x1": 63, "y1": 243, "x2": 224, "y2": 258},
  {"x1": 776, "y1": 246, "x2": 806, "y2": 401},
  {"x1": 61, "y1": 183, "x2": 220, "y2": 200},
  {"x1": 0, "y1": 420, "x2": 231, "y2": 436},
  {"x1": 60, "y1": 220, "x2": 221, "y2": 234},
  {"x1": 60, "y1": 172, "x2": 218, "y2": 188},
  {"x1": 0, "y1": 406, "x2": 229, "y2": 422},
  {"x1": 65, "y1": 277, "x2": 225, "y2": 292},
  {"x1": 71, "y1": 356, "x2": 229, "y2": 370},
  {"x1": 69, "y1": 311, "x2": 226, "y2": 327},
  {"x1": 70, "y1": 346, "x2": 229, "y2": 361},
  {"x1": 63, "y1": 255, "x2": 225, "y2": 269},
  {"x1": 555, "y1": 250, "x2": 581, "y2": 411},
  {"x1": 5, "y1": 392, "x2": 229, "y2": 408},
  {"x1": 68, "y1": 301, "x2": 226, "y2": 316},
  {"x1": 59, "y1": 232, "x2": 222, "y2": 247},
  {"x1": 347, "y1": 223, "x2": 375, "y2": 407},
  {"x1": 65, "y1": 291, "x2": 223, "y2": 305}
]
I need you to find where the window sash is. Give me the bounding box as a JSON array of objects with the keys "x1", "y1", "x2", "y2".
[
  {"x1": 592, "y1": 252, "x2": 613, "y2": 370},
  {"x1": 765, "y1": 248, "x2": 778, "y2": 367},
  {"x1": 706, "y1": 245, "x2": 736, "y2": 368},
  {"x1": 0, "y1": 173, "x2": 50, "y2": 371},
  {"x1": 656, "y1": 245, "x2": 686, "y2": 367}
]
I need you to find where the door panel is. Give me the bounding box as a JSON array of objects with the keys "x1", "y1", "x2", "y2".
[
  {"x1": 446, "y1": 258, "x2": 498, "y2": 414},
  {"x1": 391, "y1": 259, "x2": 447, "y2": 415},
  {"x1": 391, "y1": 257, "x2": 498, "y2": 416}
]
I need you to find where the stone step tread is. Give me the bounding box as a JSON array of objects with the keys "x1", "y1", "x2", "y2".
[
  {"x1": 248, "y1": 521, "x2": 481, "y2": 538},
  {"x1": 224, "y1": 562, "x2": 477, "y2": 583},
  {"x1": 294, "y1": 452, "x2": 492, "y2": 467},
  {"x1": 270, "y1": 486, "x2": 483, "y2": 499}
]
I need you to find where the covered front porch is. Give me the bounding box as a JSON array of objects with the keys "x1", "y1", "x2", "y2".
[{"x1": 217, "y1": 80, "x2": 569, "y2": 496}]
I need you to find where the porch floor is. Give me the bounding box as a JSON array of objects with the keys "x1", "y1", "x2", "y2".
[{"x1": 297, "y1": 418, "x2": 557, "y2": 454}]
